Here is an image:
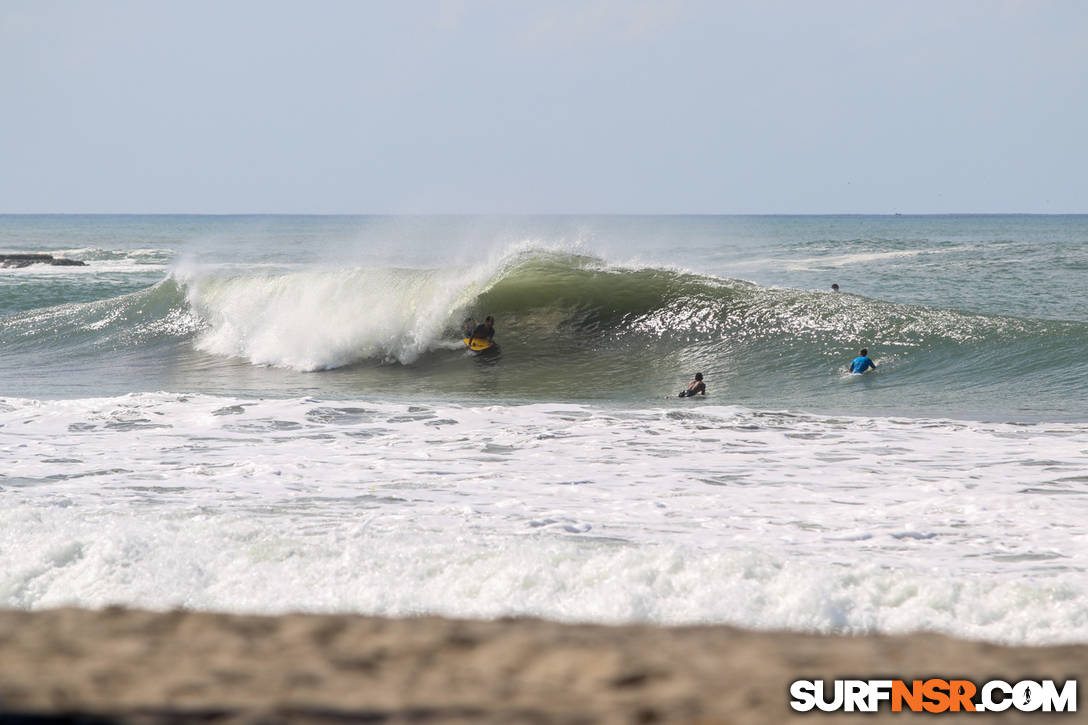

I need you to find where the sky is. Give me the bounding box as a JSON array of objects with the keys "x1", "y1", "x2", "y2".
[{"x1": 1, "y1": 0, "x2": 1085, "y2": 214}]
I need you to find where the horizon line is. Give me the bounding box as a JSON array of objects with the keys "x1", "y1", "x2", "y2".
[{"x1": 2, "y1": 211, "x2": 1086, "y2": 217}]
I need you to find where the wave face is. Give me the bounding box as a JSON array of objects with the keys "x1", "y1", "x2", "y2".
[{"x1": 2, "y1": 247, "x2": 1086, "y2": 418}]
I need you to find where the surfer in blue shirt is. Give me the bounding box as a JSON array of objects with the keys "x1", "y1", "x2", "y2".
[
  {"x1": 849, "y1": 348, "x2": 876, "y2": 374},
  {"x1": 678, "y1": 372, "x2": 706, "y2": 397}
]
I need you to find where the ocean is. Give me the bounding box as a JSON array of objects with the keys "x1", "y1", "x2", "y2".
[{"x1": 1, "y1": 214, "x2": 1086, "y2": 645}]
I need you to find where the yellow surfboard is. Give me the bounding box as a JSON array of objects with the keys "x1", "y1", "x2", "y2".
[{"x1": 463, "y1": 337, "x2": 494, "y2": 352}]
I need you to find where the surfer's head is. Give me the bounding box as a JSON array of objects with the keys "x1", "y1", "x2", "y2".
[
  {"x1": 485, "y1": 316, "x2": 494, "y2": 325},
  {"x1": 694, "y1": 372, "x2": 703, "y2": 381},
  {"x1": 860, "y1": 349, "x2": 868, "y2": 356}
]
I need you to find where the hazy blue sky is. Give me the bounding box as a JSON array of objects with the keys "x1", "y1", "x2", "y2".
[{"x1": 2, "y1": 0, "x2": 1085, "y2": 214}]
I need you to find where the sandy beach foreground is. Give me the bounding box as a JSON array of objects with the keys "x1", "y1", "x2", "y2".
[{"x1": 0, "y1": 608, "x2": 1082, "y2": 724}]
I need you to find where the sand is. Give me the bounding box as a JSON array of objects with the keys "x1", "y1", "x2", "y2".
[{"x1": 0, "y1": 608, "x2": 1083, "y2": 724}]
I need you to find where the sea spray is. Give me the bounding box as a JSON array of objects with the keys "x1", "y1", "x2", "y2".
[{"x1": 176, "y1": 244, "x2": 557, "y2": 370}]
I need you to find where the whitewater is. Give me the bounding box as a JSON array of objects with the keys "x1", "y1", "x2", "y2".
[{"x1": 1, "y1": 214, "x2": 1086, "y2": 646}]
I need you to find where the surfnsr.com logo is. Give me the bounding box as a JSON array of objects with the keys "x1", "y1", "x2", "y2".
[{"x1": 790, "y1": 679, "x2": 1077, "y2": 713}]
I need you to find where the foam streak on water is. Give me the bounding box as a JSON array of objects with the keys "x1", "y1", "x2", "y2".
[{"x1": 1, "y1": 393, "x2": 1085, "y2": 644}]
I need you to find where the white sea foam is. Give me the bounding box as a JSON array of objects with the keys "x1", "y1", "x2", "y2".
[
  {"x1": 1, "y1": 393, "x2": 1085, "y2": 644},
  {"x1": 0, "y1": 248, "x2": 172, "y2": 278},
  {"x1": 179, "y1": 269, "x2": 479, "y2": 369},
  {"x1": 49, "y1": 247, "x2": 174, "y2": 262},
  {"x1": 176, "y1": 243, "x2": 561, "y2": 370}
]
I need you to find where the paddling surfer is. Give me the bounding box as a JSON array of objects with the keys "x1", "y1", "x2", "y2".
[
  {"x1": 678, "y1": 372, "x2": 706, "y2": 397},
  {"x1": 849, "y1": 348, "x2": 876, "y2": 374}
]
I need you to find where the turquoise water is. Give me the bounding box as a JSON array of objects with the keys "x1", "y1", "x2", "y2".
[{"x1": 1, "y1": 214, "x2": 1086, "y2": 420}]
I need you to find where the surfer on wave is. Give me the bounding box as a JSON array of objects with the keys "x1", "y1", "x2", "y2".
[{"x1": 469, "y1": 315, "x2": 495, "y2": 347}]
